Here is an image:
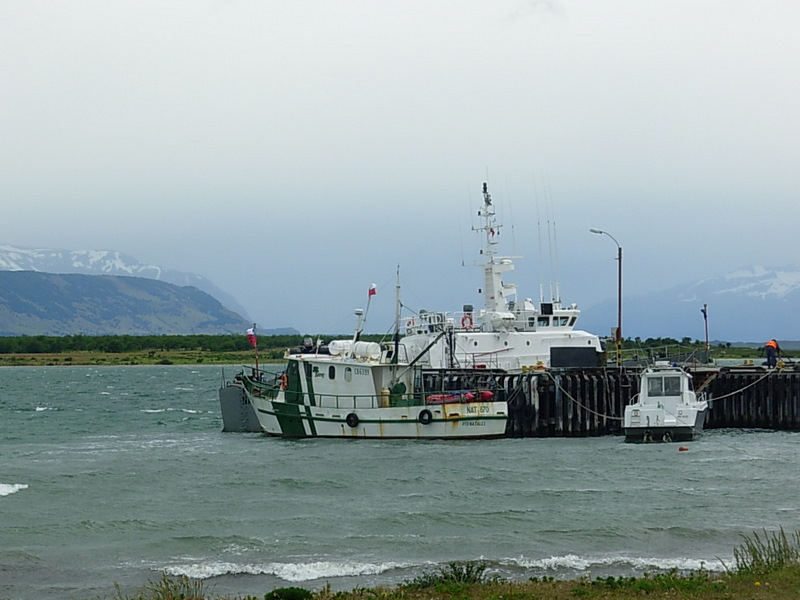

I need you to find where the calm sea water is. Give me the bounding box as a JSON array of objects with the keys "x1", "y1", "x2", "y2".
[{"x1": 1, "y1": 365, "x2": 799, "y2": 600}]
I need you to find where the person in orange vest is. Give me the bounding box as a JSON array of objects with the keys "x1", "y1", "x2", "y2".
[{"x1": 765, "y1": 339, "x2": 781, "y2": 368}]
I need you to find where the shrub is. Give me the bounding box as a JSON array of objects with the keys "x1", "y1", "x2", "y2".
[
  {"x1": 264, "y1": 587, "x2": 314, "y2": 600},
  {"x1": 401, "y1": 561, "x2": 489, "y2": 588},
  {"x1": 113, "y1": 572, "x2": 208, "y2": 600}
]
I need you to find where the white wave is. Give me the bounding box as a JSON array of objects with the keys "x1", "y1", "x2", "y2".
[
  {"x1": 140, "y1": 408, "x2": 203, "y2": 414},
  {"x1": 272, "y1": 560, "x2": 402, "y2": 581},
  {"x1": 0, "y1": 483, "x2": 29, "y2": 497},
  {"x1": 506, "y1": 554, "x2": 727, "y2": 573},
  {"x1": 163, "y1": 560, "x2": 407, "y2": 581},
  {"x1": 35, "y1": 406, "x2": 52, "y2": 411}
]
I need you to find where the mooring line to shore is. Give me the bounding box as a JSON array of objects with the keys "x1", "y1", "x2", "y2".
[
  {"x1": 703, "y1": 367, "x2": 778, "y2": 402},
  {"x1": 540, "y1": 364, "x2": 783, "y2": 423},
  {"x1": 541, "y1": 370, "x2": 622, "y2": 421}
]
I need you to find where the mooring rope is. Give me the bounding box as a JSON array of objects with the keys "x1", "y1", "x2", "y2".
[
  {"x1": 540, "y1": 370, "x2": 623, "y2": 421},
  {"x1": 703, "y1": 367, "x2": 777, "y2": 401},
  {"x1": 539, "y1": 364, "x2": 785, "y2": 422}
]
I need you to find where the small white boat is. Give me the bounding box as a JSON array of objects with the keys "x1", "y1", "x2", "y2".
[{"x1": 623, "y1": 362, "x2": 708, "y2": 442}]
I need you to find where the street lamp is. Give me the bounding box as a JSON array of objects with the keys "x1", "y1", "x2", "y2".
[{"x1": 590, "y1": 228, "x2": 623, "y2": 366}]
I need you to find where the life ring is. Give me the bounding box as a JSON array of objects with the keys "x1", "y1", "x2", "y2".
[
  {"x1": 345, "y1": 413, "x2": 359, "y2": 428},
  {"x1": 418, "y1": 409, "x2": 433, "y2": 425},
  {"x1": 280, "y1": 374, "x2": 288, "y2": 389},
  {"x1": 461, "y1": 314, "x2": 473, "y2": 330}
]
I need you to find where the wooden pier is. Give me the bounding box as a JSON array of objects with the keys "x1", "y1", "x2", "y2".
[
  {"x1": 506, "y1": 364, "x2": 800, "y2": 437},
  {"x1": 219, "y1": 364, "x2": 800, "y2": 436}
]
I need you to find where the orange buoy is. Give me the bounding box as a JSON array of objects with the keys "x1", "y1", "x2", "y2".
[{"x1": 678, "y1": 446, "x2": 689, "y2": 452}]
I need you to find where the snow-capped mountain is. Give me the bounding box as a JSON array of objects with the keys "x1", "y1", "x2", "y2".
[
  {"x1": 580, "y1": 265, "x2": 800, "y2": 344},
  {"x1": 0, "y1": 244, "x2": 250, "y2": 321}
]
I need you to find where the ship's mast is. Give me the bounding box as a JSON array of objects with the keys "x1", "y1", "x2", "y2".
[{"x1": 476, "y1": 182, "x2": 517, "y2": 319}]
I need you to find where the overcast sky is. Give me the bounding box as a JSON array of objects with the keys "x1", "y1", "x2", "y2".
[{"x1": 3, "y1": 1, "x2": 799, "y2": 335}]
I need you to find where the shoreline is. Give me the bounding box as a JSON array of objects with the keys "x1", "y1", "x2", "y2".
[
  {"x1": 0, "y1": 350, "x2": 269, "y2": 367},
  {"x1": 111, "y1": 564, "x2": 800, "y2": 600}
]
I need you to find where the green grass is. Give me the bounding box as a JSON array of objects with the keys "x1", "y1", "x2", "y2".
[{"x1": 732, "y1": 527, "x2": 800, "y2": 575}]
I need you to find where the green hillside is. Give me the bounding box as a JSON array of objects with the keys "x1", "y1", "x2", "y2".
[{"x1": 0, "y1": 271, "x2": 251, "y2": 335}]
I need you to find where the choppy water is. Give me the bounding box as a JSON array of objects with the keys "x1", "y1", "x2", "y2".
[{"x1": 1, "y1": 365, "x2": 799, "y2": 600}]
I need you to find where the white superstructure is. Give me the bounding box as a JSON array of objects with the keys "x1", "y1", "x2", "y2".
[{"x1": 401, "y1": 182, "x2": 603, "y2": 372}]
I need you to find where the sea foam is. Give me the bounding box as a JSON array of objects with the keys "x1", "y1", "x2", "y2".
[
  {"x1": 506, "y1": 554, "x2": 727, "y2": 573},
  {"x1": 163, "y1": 560, "x2": 407, "y2": 581},
  {"x1": 0, "y1": 483, "x2": 29, "y2": 497}
]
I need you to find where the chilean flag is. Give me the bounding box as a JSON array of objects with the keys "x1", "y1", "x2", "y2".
[
  {"x1": 368, "y1": 283, "x2": 377, "y2": 297},
  {"x1": 246, "y1": 327, "x2": 257, "y2": 347}
]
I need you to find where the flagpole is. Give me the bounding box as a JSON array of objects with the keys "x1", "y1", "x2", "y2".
[
  {"x1": 358, "y1": 283, "x2": 377, "y2": 343},
  {"x1": 249, "y1": 323, "x2": 259, "y2": 374}
]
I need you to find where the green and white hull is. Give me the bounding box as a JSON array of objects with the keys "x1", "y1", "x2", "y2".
[
  {"x1": 240, "y1": 340, "x2": 508, "y2": 439},
  {"x1": 248, "y1": 394, "x2": 507, "y2": 439}
]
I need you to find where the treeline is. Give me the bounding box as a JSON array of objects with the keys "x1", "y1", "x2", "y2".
[
  {"x1": 0, "y1": 334, "x2": 387, "y2": 355},
  {"x1": 0, "y1": 333, "x2": 756, "y2": 357}
]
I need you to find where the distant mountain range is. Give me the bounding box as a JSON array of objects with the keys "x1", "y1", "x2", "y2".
[
  {"x1": 0, "y1": 271, "x2": 251, "y2": 336},
  {"x1": 2, "y1": 244, "x2": 796, "y2": 342},
  {"x1": 579, "y1": 265, "x2": 800, "y2": 344},
  {"x1": 0, "y1": 245, "x2": 303, "y2": 337},
  {"x1": 0, "y1": 244, "x2": 251, "y2": 320}
]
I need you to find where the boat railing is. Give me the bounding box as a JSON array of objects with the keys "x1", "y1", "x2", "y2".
[
  {"x1": 454, "y1": 348, "x2": 508, "y2": 370},
  {"x1": 311, "y1": 392, "x2": 425, "y2": 410},
  {"x1": 241, "y1": 367, "x2": 284, "y2": 395},
  {"x1": 309, "y1": 388, "x2": 500, "y2": 410},
  {"x1": 405, "y1": 310, "x2": 483, "y2": 334}
]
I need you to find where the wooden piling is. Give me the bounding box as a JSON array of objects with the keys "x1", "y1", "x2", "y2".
[{"x1": 504, "y1": 365, "x2": 800, "y2": 437}]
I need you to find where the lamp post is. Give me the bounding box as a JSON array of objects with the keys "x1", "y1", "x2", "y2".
[{"x1": 590, "y1": 228, "x2": 623, "y2": 366}]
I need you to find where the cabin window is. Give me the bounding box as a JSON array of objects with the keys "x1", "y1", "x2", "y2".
[
  {"x1": 568, "y1": 317, "x2": 577, "y2": 326},
  {"x1": 304, "y1": 362, "x2": 313, "y2": 378},
  {"x1": 528, "y1": 317, "x2": 536, "y2": 327},
  {"x1": 473, "y1": 341, "x2": 479, "y2": 347},
  {"x1": 647, "y1": 376, "x2": 681, "y2": 397},
  {"x1": 664, "y1": 376, "x2": 681, "y2": 395},
  {"x1": 537, "y1": 316, "x2": 550, "y2": 327},
  {"x1": 328, "y1": 366, "x2": 336, "y2": 379},
  {"x1": 558, "y1": 317, "x2": 569, "y2": 326},
  {"x1": 344, "y1": 367, "x2": 352, "y2": 382}
]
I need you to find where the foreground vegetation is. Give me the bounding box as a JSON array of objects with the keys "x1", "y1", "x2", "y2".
[
  {"x1": 0, "y1": 334, "x2": 782, "y2": 367},
  {"x1": 110, "y1": 529, "x2": 800, "y2": 600}
]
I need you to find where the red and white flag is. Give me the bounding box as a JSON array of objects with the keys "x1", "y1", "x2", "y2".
[
  {"x1": 368, "y1": 283, "x2": 377, "y2": 297},
  {"x1": 246, "y1": 327, "x2": 257, "y2": 347}
]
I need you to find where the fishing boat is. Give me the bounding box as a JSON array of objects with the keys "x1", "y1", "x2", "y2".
[
  {"x1": 400, "y1": 182, "x2": 603, "y2": 372},
  {"x1": 623, "y1": 362, "x2": 708, "y2": 442},
  {"x1": 238, "y1": 312, "x2": 508, "y2": 439},
  {"x1": 220, "y1": 181, "x2": 602, "y2": 436}
]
